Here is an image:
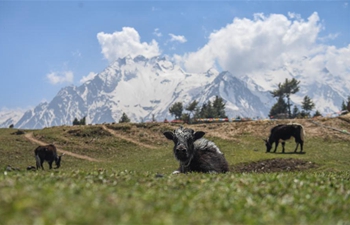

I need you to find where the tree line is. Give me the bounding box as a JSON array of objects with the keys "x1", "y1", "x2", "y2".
[
  {"x1": 70, "y1": 83, "x2": 349, "y2": 125},
  {"x1": 168, "y1": 95, "x2": 227, "y2": 123},
  {"x1": 269, "y1": 78, "x2": 350, "y2": 118},
  {"x1": 269, "y1": 78, "x2": 317, "y2": 118}
]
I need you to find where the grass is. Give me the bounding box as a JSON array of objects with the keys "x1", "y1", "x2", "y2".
[{"x1": 1, "y1": 120, "x2": 350, "y2": 224}]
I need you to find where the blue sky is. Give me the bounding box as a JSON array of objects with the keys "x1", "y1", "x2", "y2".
[{"x1": 0, "y1": 1, "x2": 349, "y2": 111}]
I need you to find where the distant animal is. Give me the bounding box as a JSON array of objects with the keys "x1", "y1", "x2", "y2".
[
  {"x1": 163, "y1": 126, "x2": 229, "y2": 174},
  {"x1": 34, "y1": 144, "x2": 64, "y2": 170},
  {"x1": 263, "y1": 123, "x2": 305, "y2": 153}
]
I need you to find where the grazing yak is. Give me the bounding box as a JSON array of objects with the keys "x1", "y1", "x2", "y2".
[
  {"x1": 163, "y1": 126, "x2": 229, "y2": 174},
  {"x1": 264, "y1": 123, "x2": 305, "y2": 153},
  {"x1": 34, "y1": 144, "x2": 64, "y2": 170}
]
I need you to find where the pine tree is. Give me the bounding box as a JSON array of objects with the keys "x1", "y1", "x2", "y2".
[
  {"x1": 301, "y1": 95, "x2": 315, "y2": 117},
  {"x1": 79, "y1": 116, "x2": 86, "y2": 125},
  {"x1": 341, "y1": 100, "x2": 347, "y2": 111},
  {"x1": 185, "y1": 100, "x2": 198, "y2": 123},
  {"x1": 73, "y1": 118, "x2": 79, "y2": 126},
  {"x1": 313, "y1": 110, "x2": 322, "y2": 117},
  {"x1": 212, "y1": 96, "x2": 227, "y2": 118},
  {"x1": 270, "y1": 78, "x2": 300, "y2": 118},
  {"x1": 119, "y1": 113, "x2": 130, "y2": 123},
  {"x1": 292, "y1": 105, "x2": 300, "y2": 118},
  {"x1": 342, "y1": 96, "x2": 350, "y2": 112},
  {"x1": 269, "y1": 96, "x2": 288, "y2": 118},
  {"x1": 169, "y1": 102, "x2": 183, "y2": 120}
]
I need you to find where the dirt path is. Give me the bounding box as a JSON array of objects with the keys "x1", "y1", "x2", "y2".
[
  {"x1": 101, "y1": 125, "x2": 157, "y2": 149},
  {"x1": 24, "y1": 132, "x2": 101, "y2": 162}
]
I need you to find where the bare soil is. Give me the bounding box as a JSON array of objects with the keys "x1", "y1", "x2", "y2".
[{"x1": 231, "y1": 158, "x2": 317, "y2": 173}]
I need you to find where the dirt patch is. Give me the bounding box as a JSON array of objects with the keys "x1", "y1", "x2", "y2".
[
  {"x1": 102, "y1": 125, "x2": 157, "y2": 149},
  {"x1": 231, "y1": 158, "x2": 317, "y2": 173}
]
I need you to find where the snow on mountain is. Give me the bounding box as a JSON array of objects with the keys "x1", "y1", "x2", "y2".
[
  {"x1": 195, "y1": 71, "x2": 269, "y2": 118},
  {"x1": 1, "y1": 54, "x2": 348, "y2": 129},
  {"x1": 0, "y1": 108, "x2": 25, "y2": 128},
  {"x1": 12, "y1": 56, "x2": 222, "y2": 128},
  {"x1": 237, "y1": 57, "x2": 350, "y2": 116}
]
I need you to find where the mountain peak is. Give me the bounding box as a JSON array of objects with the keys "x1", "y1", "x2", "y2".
[{"x1": 2, "y1": 54, "x2": 348, "y2": 129}]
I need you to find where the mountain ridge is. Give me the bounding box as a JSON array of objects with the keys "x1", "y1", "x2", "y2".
[{"x1": 1, "y1": 55, "x2": 348, "y2": 129}]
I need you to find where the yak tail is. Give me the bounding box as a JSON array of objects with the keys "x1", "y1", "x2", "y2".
[{"x1": 300, "y1": 125, "x2": 305, "y2": 141}]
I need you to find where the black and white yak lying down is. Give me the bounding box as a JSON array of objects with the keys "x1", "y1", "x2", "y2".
[
  {"x1": 264, "y1": 123, "x2": 305, "y2": 153},
  {"x1": 163, "y1": 127, "x2": 229, "y2": 174},
  {"x1": 34, "y1": 144, "x2": 64, "y2": 170}
]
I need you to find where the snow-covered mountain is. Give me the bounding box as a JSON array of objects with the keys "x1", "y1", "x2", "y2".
[
  {"x1": 1, "y1": 54, "x2": 348, "y2": 129},
  {"x1": 0, "y1": 109, "x2": 25, "y2": 128},
  {"x1": 239, "y1": 57, "x2": 350, "y2": 116}
]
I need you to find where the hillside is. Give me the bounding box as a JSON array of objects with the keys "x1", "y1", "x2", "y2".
[{"x1": 1, "y1": 114, "x2": 349, "y2": 173}]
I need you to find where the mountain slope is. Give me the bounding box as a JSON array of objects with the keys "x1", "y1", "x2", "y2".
[{"x1": 2, "y1": 54, "x2": 348, "y2": 129}]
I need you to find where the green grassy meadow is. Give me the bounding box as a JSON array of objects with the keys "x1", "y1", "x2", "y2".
[{"x1": 0, "y1": 120, "x2": 350, "y2": 225}]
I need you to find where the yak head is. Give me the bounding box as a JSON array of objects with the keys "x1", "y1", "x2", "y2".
[
  {"x1": 55, "y1": 153, "x2": 65, "y2": 169},
  {"x1": 263, "y1": 138, "x2": 272, "y2": 152},
  {"x1": 163, "y1": 127, "x2": 205, "y2": 163}
]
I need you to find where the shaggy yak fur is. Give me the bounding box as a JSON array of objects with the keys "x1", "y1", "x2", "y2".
[
  {"x1": 264, "y1": 123, "x2": 305, "y2": 153},
  {"x1": 34, "y1": 144, "x2": 63, "y2": 170},
  {"x1": 163, "y1": 127, "x2": 229, "y2": 174}
]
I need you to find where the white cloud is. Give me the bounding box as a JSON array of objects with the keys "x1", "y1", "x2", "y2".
[
  {"x1": 97, "y1": 27, "x2": 160, "y2": 62},
  {"x1": 169, "y1": 33, "x2": 187, "y2": 43},
  {"x1": 46, "y1": 71, "x2": 74, "y2": 84},
  {"x1": 318, "y1": 33, "x2": 340, "y2": 42},
  {"x1": 153, "y1": 28, "x2": 162, "y2": 37},
  {"x1": 178, "y1": 12, "x2": 324, "y2": 75},
  {"x1": 80, "y1": 72, "x2": 97, "y2": 83}
]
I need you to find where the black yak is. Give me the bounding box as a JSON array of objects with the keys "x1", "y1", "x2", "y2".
[
  {"x1": 264, "y1": 123, "x2": 305, "y2": 153},
  {"x1": 34, "y1": 144, "x2": 64, "y2": 170},
  {"x1": 163, "y1": 126, "x2": 229, "y2": 174}
]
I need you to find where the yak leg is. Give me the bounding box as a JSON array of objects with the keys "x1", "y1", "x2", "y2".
[
  {"x1": 282, "y1": 142, "x2": 286, "y2": 153},
  {"x1": 35, "y1": 155, "x2": 41, "y2": 170},
  {"x1": 299, "y1": 140, "x2": 304, "y2": 152},
  {"x1": 48, "y1": 161, "x2": 53, "y2": 169},
  {"x1": 172, "y1": 165, "x2": 183, "y2": 174},
  {"x1": 294, "y1": 142, "x2": 299, "y2": 152},
  {"x1": 273, "y1": 142, "x2": 279, "y2": 153},
  {"x1": 294, "y1": 139, "x2": 303, "y2": 152}
]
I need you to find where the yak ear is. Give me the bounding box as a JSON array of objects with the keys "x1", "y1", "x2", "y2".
[
  {"x1": 163, "y1": 131, "x2": 174, "y2": 140},
  {"x1": 194, "y1": 131, "x2": 205, "y2": 141}
]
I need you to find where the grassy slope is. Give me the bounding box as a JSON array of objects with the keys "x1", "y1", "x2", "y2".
[{"x1": 0, "y1": 119, "x2": 350, "y2": 224}]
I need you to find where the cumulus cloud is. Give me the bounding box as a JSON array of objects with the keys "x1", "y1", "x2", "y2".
[
  {"x1": 178, "y1": 12, "x2": 323, "y2": 75},
  {"x1": 46, "y1": 71, "x2": 74, "y2": 84},
  {"x1": 169, "y1": 33, "x2": 187, "y2": 43},
  {"x1": 97, "y1": 27, "x2": 160, "y2": 62},
  {"x1": 80, "y1": 72, "x2": 97, "y2": 84}
]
